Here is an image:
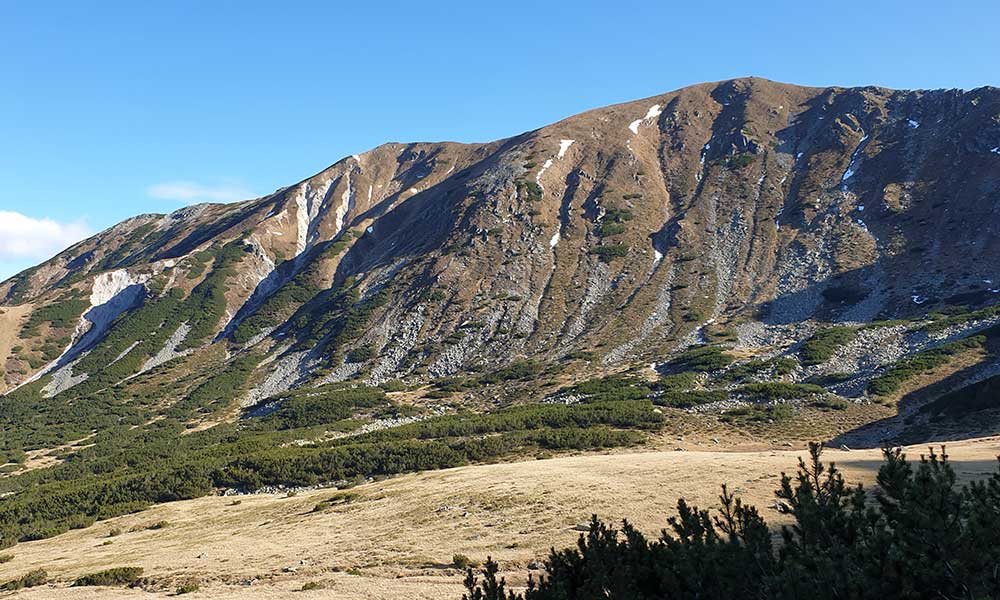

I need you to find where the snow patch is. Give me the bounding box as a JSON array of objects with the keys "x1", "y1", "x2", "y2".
[
  {"x1": 535, "y1": 158, "x2": 554, "y2": 190},
  {"x1": 907, "y1": 119, "x2": 919, "y2": 129},
  {"x1": 557, "y1": 139, "x2": 574, "y2": 158},
  {"x1": 841, "y1": 134, "x2": 868, "y2": 188},
  {"x1": 628, "y1": 104, "x2": 662, "y2": 135},
  {"x1": 549, "y1": 230, "x2": 560, "y2": 248},
  {"x1": 912, "y1": 295, "x2": 927, "y2": 305},
  {"x1": 991, "y1": 147, "x2": 1000, "y2": 155}
]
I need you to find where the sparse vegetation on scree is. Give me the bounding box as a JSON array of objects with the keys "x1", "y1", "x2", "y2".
[{"x1": 463, "y1": 445, "x2": 1000, "y2": 600}]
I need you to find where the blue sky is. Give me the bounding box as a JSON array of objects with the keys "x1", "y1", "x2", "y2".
[{"x1": 1, "y1": 0, "x2": 998, "y2": 280}]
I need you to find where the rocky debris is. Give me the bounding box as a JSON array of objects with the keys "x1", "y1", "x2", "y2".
[
  {"x1": 140, "y1": 322, "x2": 192, "y2": 372},
  {"x1": 324, "y1": 416, "x2": 425, "y2": 440}
]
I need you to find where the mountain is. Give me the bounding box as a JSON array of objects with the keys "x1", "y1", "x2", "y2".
[{"x1": 2, "y1": 77, "x2": 1000, "y2": 431}]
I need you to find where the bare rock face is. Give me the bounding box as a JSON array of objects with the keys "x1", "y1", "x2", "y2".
[{"x1": 2, "y1": 78, "x2": 999, "y2": 397}]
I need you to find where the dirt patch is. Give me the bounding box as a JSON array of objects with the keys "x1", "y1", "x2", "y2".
[{"x1": 0, "y1": 304, "x2": 32, "y2": 393}]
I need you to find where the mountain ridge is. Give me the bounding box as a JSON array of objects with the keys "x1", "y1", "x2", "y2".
[{"x1": 2, "y1": 77, "x2": 999, "y2": 414}]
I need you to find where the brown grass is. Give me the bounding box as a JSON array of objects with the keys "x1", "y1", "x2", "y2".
[
  {"x1": 0, "y1": 304, "x2": 33, "y2": 393},
  {"x1": 2, "y1": 437, "x2": 998, "y2": 599}
]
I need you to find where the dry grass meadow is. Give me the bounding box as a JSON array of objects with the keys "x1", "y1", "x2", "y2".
[{"x1": 2, "y1": 437, "x2": 998, "y2": 599}]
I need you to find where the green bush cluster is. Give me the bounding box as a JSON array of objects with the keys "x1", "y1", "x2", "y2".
[
  {"x1": 589, "y1": 244, "x2": 629, "y2": 261},
  {"x1": 800, "y1": 326, "x2": 856, "y2": 365},
  {"x1": 561, "y1": 375, "x2": 652, "y2": 402},
  {"x1": 598, "y1": 222, "x2": 626, "y2": 237},
  {"x1": 656, "y1": 390, "x2": 727, "y2": 408},
  {"x1": 720, "y1": 403, "x2": 794, "y2": 423},
  {"x1": 725, "y1": 356, "x2": 798, "y2": 381},
  {"x1": 667, "y1": 345, "x2": 733, "y2": 372},
  {"x1": 657, "y1": 371, "x2": 698, "y2": 391},
  {"x1": 868, "y1": 335, "x2": 987, "y2": 396},
  {"x1": 515, "y1": 180, "x2": 543, "y2": 201},
  {"x1": 923, "y1": 302, "x2": 1000, "y2": 332},
  {"x1": 736, "y1": 382, "x2": 825, "y2": 401},
  {"x1": 1, "y1": 568, "x2": 47, "y2": 591},
  {"x1": 73, "y1": 566, "x2": 144, "y2": 587},
  {"x1": 19, "y1": 290, "x2": 89, "y2": 338},
  {"x1": 250, "y1": 386, "x2": 387, "y2": 431},
  {"x1": 180, "y1": 240, "x2": 248, "y2": 349}
]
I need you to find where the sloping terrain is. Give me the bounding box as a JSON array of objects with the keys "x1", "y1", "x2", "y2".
[
  {"x1": 2, "y1": 78, "x2": 1000, "y2": 580},
  {"x1": 2, "y1": 437, "x2": 999, "y2": 599},
  {"x1": 2, "y1": 78, "x2": 999, "y2": 404}
]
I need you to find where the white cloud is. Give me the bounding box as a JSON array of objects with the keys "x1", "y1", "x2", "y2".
[
  {"x1": 0, "y1": 211, "x2": 92, "y2": 260},
  {"x1": 147, "y1": 180, "x2": 254, "y2": 204}
]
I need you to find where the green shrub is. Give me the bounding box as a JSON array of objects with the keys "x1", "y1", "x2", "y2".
[
  {"x1": 736, "y1": 382, "x2": 825, "y2": 401},
  {"x1": 726, "y1": 152, "x2": 755, "y2": 169},
  {"x1": 923, "y1": 302, "x2": 1000, "y2": 332},
  {"x1": 868, "y1": 335, "x2": 986, "y2": 396},
  {"x1": 73, "y1": 566, "x2": 144, "y2": 587},
  {"x1": 800, "y1": 327, "x2": 856, "y2": 365},
  {"x1": 1, "y1": 568, "x2": 47, "y2": 591},
  {"x1": 667, "y1": 345, "x2": 733, "y2": 372},
  {"x1": 721, "y1": 403, "x2": 794, "y2": 423},
  {"x1": 599, "y1": 222, "x2": 626, "y2": 237},
  {"x1": 176, "y1": 582, "x2": 200, "y2": 594},
  {"x1": 725, "y1": 357, "x2": 798, "y2": 381},
  {"x1": 0, "y1": 554, "x2": 12, "y2": 564},
  {"x1": 590, "y1": 244, "x2": 629, "y2": 261},
  {"x1": 656, "y1": 390, "x2": 728, "y2": 408},
  {"x1": 561, "y1": 375, "x2": 651, "y2": 402},
  {"x1": 516, "y1": 181, "x2": 543, "y2": 201},
  {"x1": 812, "y1": 397, "x2": 849, "y2": 410},
  {"x1": 658, "y1": 371, "x2": 698, "y2": 392},
  {"x1": 345, "y1": 345, "x2": 376, "y2": 363},
  {"x1": 603, "y1": 206, "x2": 633, "y2": 222},
  {"x1": 453, "y1": 554, "x2": 478, "y2": 569},
  {"x1": 19, "y1": 291, "x2": 89, "y2": 338}
]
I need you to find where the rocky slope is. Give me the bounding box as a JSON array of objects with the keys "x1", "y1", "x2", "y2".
[{"x1": 2, "y1": 77, "x2": 1000, "y2": 411}]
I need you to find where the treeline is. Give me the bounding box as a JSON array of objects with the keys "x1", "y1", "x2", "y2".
[{"x1": 464, "y1": 444, "x2": 1000, "y2": 600}]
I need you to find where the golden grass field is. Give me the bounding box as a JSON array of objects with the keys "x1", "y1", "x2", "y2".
[{"x1": 2, "y1": 437, "x2": 998, "y2": 599}]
